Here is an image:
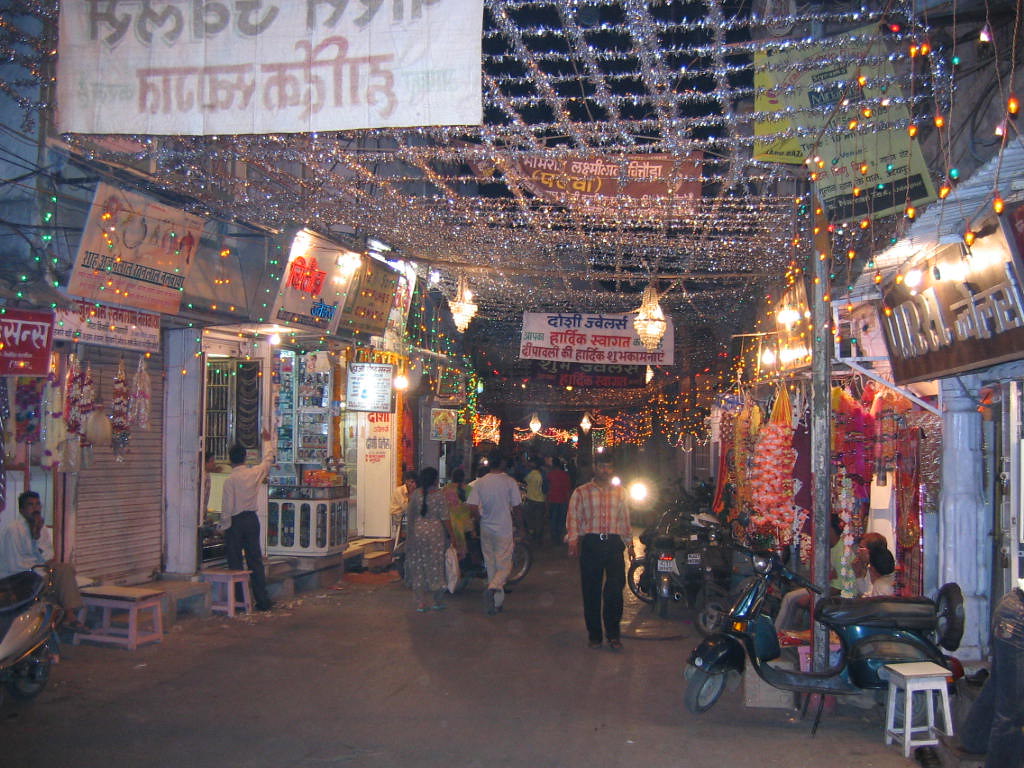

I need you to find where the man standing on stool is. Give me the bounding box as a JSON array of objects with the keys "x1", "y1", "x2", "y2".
[
  {"x1": 220, "y1": 429, "x2": 274, "y2": 612},
  {"x1": 566, "y1": 453, "x2": 634, "y2": 650}
]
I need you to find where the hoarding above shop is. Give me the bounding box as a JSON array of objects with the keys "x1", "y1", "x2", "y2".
[
  {"x1": 879, "y1": 223, "x2": 1024, "y2": 384},
  {"x1": 57, "y1": 0, "x2": 483, "y2": 135},
  {"x1": 271, "y1": 230, "x2": 359, "y2": 335},
  {"x1": 67, "y1": 183, "x2": 206, "y2": 315},
  {"x1": 0, "y1": 309, "x2": 53, "y2": 376},
  {"x1": 54, "y1": 299, "x2": 161, "y2": 354},
  {"x1": 519, "y1": 312, "x2": 674, "y2": 367}
]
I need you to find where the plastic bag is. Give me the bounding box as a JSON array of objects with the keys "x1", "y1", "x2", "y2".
[{"x1": 444, "y1": 545, "x2": 460, "y2": 594}]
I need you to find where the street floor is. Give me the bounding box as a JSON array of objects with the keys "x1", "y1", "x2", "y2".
[{"x1": 1, "y1": 544, "x2": 918, "y2": 768}]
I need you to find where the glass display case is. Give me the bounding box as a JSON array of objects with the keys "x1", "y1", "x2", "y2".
[{"x1": 267, "y1": 483, "x2": 349, "y2": 556}]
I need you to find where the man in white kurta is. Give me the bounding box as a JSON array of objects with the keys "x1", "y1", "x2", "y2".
[{"x1": 466, "y1": 455, "x2": 522, "y2": 615}]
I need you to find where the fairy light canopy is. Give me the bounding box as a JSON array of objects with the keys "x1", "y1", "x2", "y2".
[{"x1": 6, "y1": 0, "x2": 1019, "y2": 406}]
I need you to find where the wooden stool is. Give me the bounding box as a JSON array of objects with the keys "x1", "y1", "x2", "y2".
[
  {"x1": 200, "y1": 569, "x2": 253, "y2": 616},
  {"x1": 883, "y1": 661, "x2": 954, "y2": 757},
  {"x1": 75, "y1": 586, "x2": 164, "y2": 651}
]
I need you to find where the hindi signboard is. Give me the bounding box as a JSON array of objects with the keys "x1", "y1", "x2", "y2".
[
  {"x1": 528, "y1": 360, "x2": 648, "y2": 389},
  {"x1": 57, "y1": 0, "x2": 483, "y2": 135},
  {"x1": 271, "y1": 230, "x2": 359, "y2": 334},
  {"x1": 753, "y1": 26, "x2": 935, "y2": 221},
  {"x1": 0, "y1": 309, "x2": 54, "y2": 376},
  {"x1": 68, "y1": 183, "x2": 206, "y2": 314},
  {"x1": 336, "y1": 256, "x2": 400, "y2": 337},
  {"x1": 53, "y1": 299, "x2": 161, "y2": 353},
  {"x1": 520, "y1": 312, "x2": 674, "y2": 367},
  {"x1": 346, "y1": 362, "x2": 394, "y2": 412}
]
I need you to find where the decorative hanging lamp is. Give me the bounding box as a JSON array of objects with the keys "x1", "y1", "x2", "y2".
[
  {"x1": 579, "y1": 412, "x2": 592, "y2": 434},
  {"x1": 529, "y1": 413, "x2": 542, "y2": 433},
  {"x1": 449, "y1": 275, "x2": 478, "y2": 333},
  {"x1": 632, "y1": 282, "x2": 667, "y2": 351}
]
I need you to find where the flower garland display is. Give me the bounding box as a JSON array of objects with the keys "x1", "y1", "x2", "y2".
[
  {"x1": 41, "y1": 370, "x2": 66, "y2": 470},
  {"x1": 833, "y1": 474, "x2": 859, "y2": 597},
  {"x1": 749, "y1": 387, "x2": 798, "y2": 541},
  {"x1": 111, "y1": 358, "x2": 131, "y2": 461},
  {"x1": 128, "y1": 355, "x2": 151, "y2": 430}
]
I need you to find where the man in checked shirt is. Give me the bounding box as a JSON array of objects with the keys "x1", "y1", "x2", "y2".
[{"x1": 566, "y1": 452, "x2": 636, "y2": 651}]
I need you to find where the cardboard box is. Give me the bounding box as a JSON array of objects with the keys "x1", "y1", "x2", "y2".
[{"x1": 743, "y1": 660, "x2": 796, "y2": 709}]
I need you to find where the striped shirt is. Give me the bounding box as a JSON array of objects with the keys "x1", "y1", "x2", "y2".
[{"x1": 566, "y1": 480, "x2": 631, "y2": 541}]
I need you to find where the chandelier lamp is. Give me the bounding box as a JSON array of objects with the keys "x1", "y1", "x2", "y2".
[
  {"x1": 632, "y1": 282, "x2": 667, "y2": 351},
  {"x1": 529, "y1": 413, "x2": 542, "y2": 433},
  {"x1": 579, "y1": 412, "x2": 592, "y2": 434},
  {"x1": 449, "y1": 275, "x2": 478, "y2": 333}
]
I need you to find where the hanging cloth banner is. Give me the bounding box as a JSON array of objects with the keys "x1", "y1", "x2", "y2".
[
  {"x1": 56, "y1": 0, "x2": 483, "y2": 135},
  {"x1": 520, "y1": 312, "x2": 674, "y2": 366}
]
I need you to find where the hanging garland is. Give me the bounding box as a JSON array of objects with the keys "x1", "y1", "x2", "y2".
[
  {"x1": 128, "y1": 355, "x2": 151, "y2": 430},
  {"x1": 111, "y1": 358, "x2": 131, "y2": 461},
  {"x1": 749, "y1": 386, "x2": 798, "y2": 540}
]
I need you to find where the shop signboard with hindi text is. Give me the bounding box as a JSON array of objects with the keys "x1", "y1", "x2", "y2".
[
  {"x1": 67, "y1": 183, "x2": 206, "y2": 314},
  {"x1": 528, "y1": 360, "x2": 648, "y2": 389},
  {"x1": 57, "y1": 0, "x2": 483, "y2": 136},
  {"x1": 0, "y1": 309, "x2": 54, "y2": 376},
  {"x1": 335, "y1": 256, "x2": 400, "y2": 337},
  {"x1": 519, "y1": 312, "x2": 674, "y2": 367},
  {"x1": 346, "y1": 362, "x2": 395, "y2": 413},
  {"x1": 54, "y1": 299, "x2": 161, "y2": 353},
  {"x1": 879, "y1": 224, "x2": 1024, "y2": 384},
  {"x1": 271, "y1": 230, "x2": 359, "y2": 334}
]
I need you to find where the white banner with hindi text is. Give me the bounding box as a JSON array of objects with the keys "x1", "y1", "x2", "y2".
[
  {"x1": 520, "y1": 312, "x2": 674, "y2": 367},
  {"x1": 57, "y1": 0, "x2": 483, "y2": 135}
]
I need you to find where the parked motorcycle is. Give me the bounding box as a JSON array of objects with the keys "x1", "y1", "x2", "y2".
[
  {"x1": 684, "y1": 545, "x2": 964, "y2": 715},
  {"x1": 0, "y1": 568, "x2": 63, "y2": 704},
  {"x1": 628, "y1": 505, "x2": 700, "y2": 617}
]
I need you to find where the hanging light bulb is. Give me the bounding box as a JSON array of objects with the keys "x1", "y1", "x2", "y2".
[
  {"x1": 449, "y1": 275, "x2": 478, "y2": 333},
  {"x1": 580, "y1": 412, "x2": 592, "y2": 434},
  {"x1": 979, "y1": 24, "x2": 992, "y2": 43},
  {"x1": 529, "y1": 413, "x2": 542, "y2": 433},
  {"x1": 632, "y1": 282, "x2": 667, "y2": 351}
]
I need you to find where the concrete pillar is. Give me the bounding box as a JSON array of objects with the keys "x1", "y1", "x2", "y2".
[{"x1": 939, "y1": 374, "x2": 988, "y2": 661}]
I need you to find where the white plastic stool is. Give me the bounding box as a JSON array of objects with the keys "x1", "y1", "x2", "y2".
[
  {"x1": 883, "y1": 661, "x2": 954, "y2": 757},
  {"x1": 201, "y1": 569, "x2": 253, "y2": 617}
]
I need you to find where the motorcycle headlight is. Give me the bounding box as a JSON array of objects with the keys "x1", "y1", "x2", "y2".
[{"x1": 752, "y1": 555, "x2": 771, "y2": 574}]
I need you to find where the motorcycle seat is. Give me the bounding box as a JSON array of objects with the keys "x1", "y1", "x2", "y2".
[
  {"x1": 815, "y1": 596, "x2": 937, "y2": 630},
  {"x1": 0, "y1": 570, "x2": 46, "y2": 613}
]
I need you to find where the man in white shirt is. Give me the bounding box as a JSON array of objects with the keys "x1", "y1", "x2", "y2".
[
  {"x1": 466, "y1": 455, "x2": 522, "y2": 615},
  {"x1": 220, "y1": 430, "x2": 275, "y2": 611},
  {"x1": 0, "y1": 491, "x2": 89, "y2": 631},
  {"x1": 390, "y1": 471, "x2": 417, "y2": 543}
]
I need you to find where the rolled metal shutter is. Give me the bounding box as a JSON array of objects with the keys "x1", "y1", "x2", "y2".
[{"x1": 73, "y1": 346, "x2": 164, "y2": 584}]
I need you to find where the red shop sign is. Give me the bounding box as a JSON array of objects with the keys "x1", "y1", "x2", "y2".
[{"x1": 0, "y1": 308, "x2": 54, "y2": 376}]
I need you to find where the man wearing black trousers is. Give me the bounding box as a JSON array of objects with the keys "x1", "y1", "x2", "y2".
[
  {"x1": 566, "y1": 453, "x2": 635, "y2": 650},
  {"x1": 220, "y1": 430, "x2": 275, "y2": 611}
]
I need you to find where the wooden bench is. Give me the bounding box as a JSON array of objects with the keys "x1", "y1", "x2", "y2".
[
  {"x1": 75, "y1": 585, "x2": 165, "y2": 651},
  {"x1": 200, "y1": 569, "x2": 253, "y2": 616}
]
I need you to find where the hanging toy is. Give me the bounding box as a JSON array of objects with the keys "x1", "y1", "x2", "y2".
[
  {"x1": 110, "y1": 358, "x2": 131, "y2": 461},
  {"x1": 128, "y1": 355, "x2": 152, "y2": 430}
]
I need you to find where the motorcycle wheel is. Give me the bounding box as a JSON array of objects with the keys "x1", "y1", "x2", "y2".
[
  {"x1": 6, "y1": 655, "x2": 52, "y2": 701},
  {"x1": 506, "y1": 542, "x2": 532, "y2": 586},
  {"x1": 627, "y1": 561, "x2": 655, "y2": 604},
  {"x1": 684, "y1": 668, "x2": 726, "y2": 713},
  {"x1": 935, "y1": 582, "x2": 965, "y2": 651}
]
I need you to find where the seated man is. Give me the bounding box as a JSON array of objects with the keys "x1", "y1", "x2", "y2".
[{"x1": 0, "y1": 491, "x2": 89, "y2": 632}]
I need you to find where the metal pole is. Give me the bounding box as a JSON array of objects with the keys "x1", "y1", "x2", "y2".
[{"x1": 810, "y1": 195, "x2": 833, "y2": 672}]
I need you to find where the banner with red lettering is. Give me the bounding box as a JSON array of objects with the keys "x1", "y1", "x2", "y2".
[
  {"x1": 0, "y1": 309, "x2": 54, "y2": 376},
  {"x1": 271, "y1": 230, "x2": 358, "y2": 334},
  {"x1": 528, "y1": 360, "x2": 648, "y2": 389},
  {"x1": 520, "y1": 312, "x2": 674, "y2": 366},
  {"x1": 472, "y1": 153, "x2": 702, "y2": 217},
  {"x1": 57, "y1": 0, "x2": 483, "y2": 135},
  {"x1": 68, "y1": 183, "x2": 206, "y2": 314}
]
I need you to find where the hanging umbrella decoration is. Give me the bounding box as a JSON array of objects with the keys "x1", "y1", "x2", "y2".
[
  {"x1": 128, "y1": 355, "x2": 151, "y2": 431},
  {"x1": 110, "y1": 358, "x2": 131, "y2": 461}
]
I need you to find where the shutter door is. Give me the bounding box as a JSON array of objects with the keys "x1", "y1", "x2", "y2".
[{"x1": 74, "y1": 346, "x2": 164, "y2": 584}]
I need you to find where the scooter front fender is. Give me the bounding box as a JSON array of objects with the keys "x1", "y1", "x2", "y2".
[
  {"x1": 0, "y1": 602, "x2": 57, "y2": 668},
  {"x1": 688, "y1": 632, "x2": 745, "y2": 675}
]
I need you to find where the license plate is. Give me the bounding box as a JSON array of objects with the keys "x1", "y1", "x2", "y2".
[
  {"x1": 687, "y1": 553, "x2": 701, "y2": 565},
  {"x1": 657, "y1": 559, "x2": 677, "y2": 573}
]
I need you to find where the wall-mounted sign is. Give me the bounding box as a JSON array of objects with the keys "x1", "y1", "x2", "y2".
[
  {"x1": 54, "y1": 299, "x2": 161, "y2": 353},
  {"x1": 336, "y1": 255, "x2": 400, "y2": 337},
  {"x1": 879, "y1": 229, "x2": 1024, "y2": 384},
  {"x1": 520, "y1": 312, "x2": 674, "y2": 366},
  {"x1": 430, "y1": 409, "x2": 458, "y2": 442},
  {"x1": 528, "y1": 360, "x2": 647, "y2": 389},
  {"x1": 0, "y1": 309, "x2": 53, "y2": 376},
  {"x1": 68, "y1": 183, "x2": 206, "y2": 314},
  {"x1": 346, "y1": 362, "x2": 394, "y2": 412},
  {"x1": 57, "y1": 0, "x2": 483, "y2": 135},
  {"x1": 271, "y1": 230, "x2": 359, "y2": 334}
]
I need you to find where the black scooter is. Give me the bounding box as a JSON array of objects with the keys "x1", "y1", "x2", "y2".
[{"x1": 684, "y1": 546, "x2": 964, "y2": 717}]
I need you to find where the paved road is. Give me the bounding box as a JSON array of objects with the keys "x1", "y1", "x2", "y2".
[{"x1": 2, "y1": 546, "x2": 915, "y2": 768}]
